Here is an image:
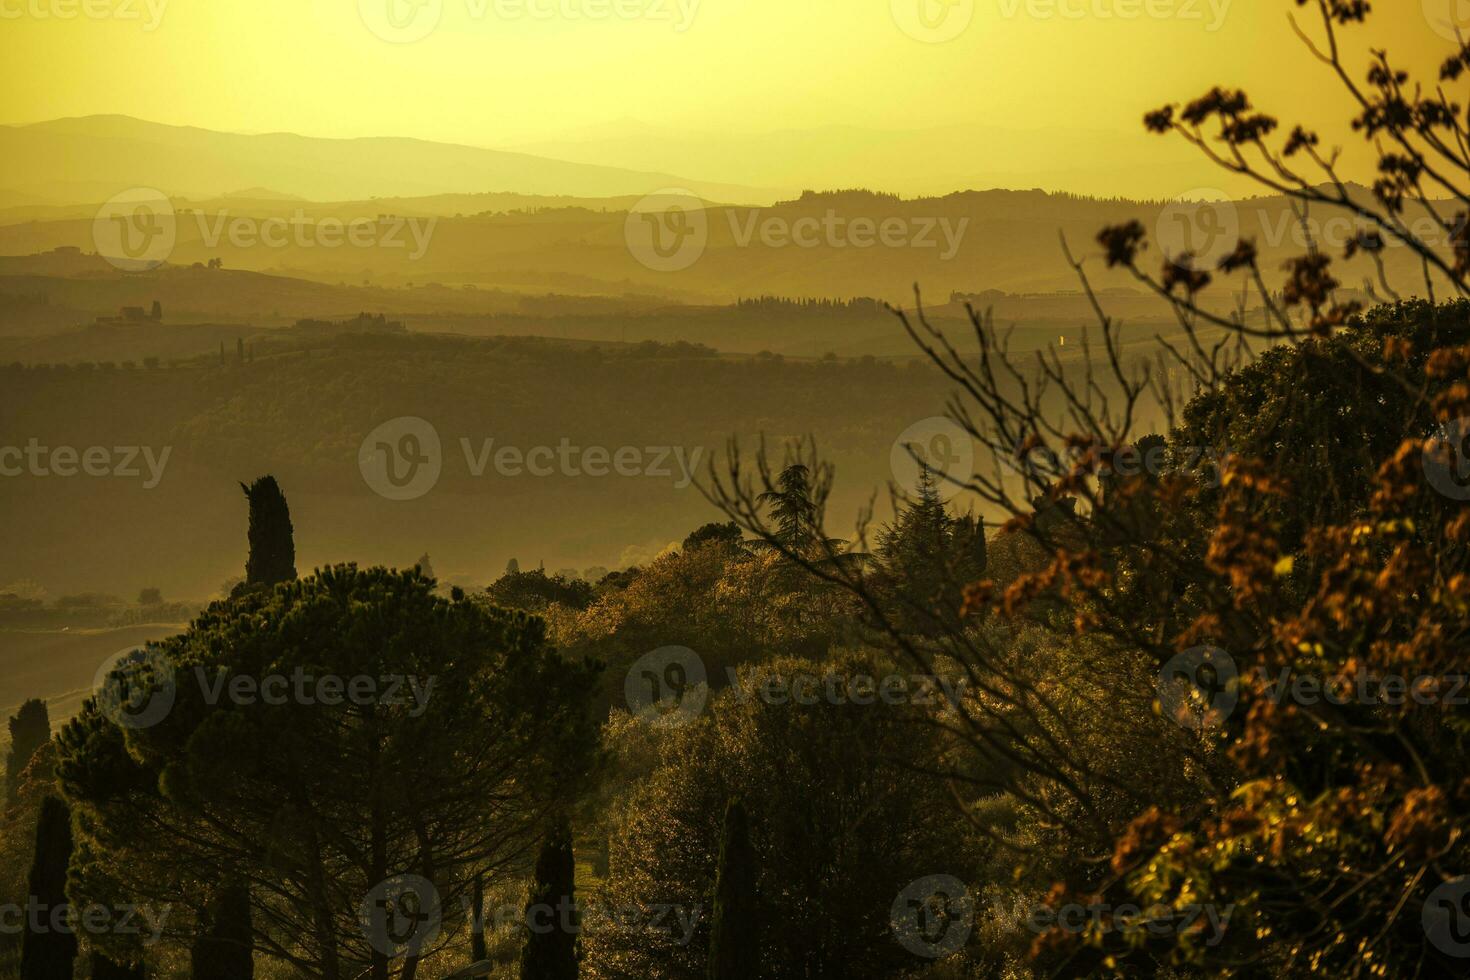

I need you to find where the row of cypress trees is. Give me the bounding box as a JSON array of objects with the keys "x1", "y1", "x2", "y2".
[{"x1": 12, "y1": 477, "x2": 762, "y2": 979}]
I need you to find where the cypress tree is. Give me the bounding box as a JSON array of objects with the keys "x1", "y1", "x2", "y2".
[
  {"x1": 190, "y1": 883, "x2": 253, "y2": 980},
  {"x1": 6, "y1": 699, "x2": 50, "y2": 804},
  {"x1": 519, "y1": 818, "x2": 577, "y2": 980},
  {"x1": 240, "y1": 476, "x2": 296, "y2": 589},
  {"x1": 707, "y1": 799, "x2": 757, "y2": 980},
  {"x1": 20, "y1": 796, "x2": 76, "y2": 980},
  {"x1": 470, "y1": 874, "x2": 487, "y2": 962},
  {"x1": 217, "y1": 477, "x2": 278, "y2": 974}
]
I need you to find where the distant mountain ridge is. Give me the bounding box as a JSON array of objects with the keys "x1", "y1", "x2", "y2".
[{"x1": 0, "y1": 115, "x2": 778, "y2": 207}]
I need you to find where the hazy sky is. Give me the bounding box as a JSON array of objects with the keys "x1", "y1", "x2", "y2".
[{"x1": 0, "y1": 0, "x2": 1458, "y2": 194}]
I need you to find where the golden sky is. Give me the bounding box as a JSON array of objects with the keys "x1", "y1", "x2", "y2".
[{"x1": 0, "y1": 0, "x2": 1459, "y2": 195}]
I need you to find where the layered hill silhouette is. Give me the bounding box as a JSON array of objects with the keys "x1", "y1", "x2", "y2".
[{"x1": 0, "y1": 115, "x2": 775, "y2": 206}]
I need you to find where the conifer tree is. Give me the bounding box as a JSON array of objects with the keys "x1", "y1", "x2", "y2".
[
  {"x1": 20, "y1": 797, "x2": 76, "y2": 980},
  {"x1": 757, "y1": 464, "x2": 818, "y2": 550},
  {"x1": 239, "y1": 476, "x2": 296, "y2": 589},
  {"x1": 707, "y1": 799, "x2": 757, "y2": 980},
  {"x1": 190, "y1": 883, "x2": 252, "y2": 980},
  {"x1": 520, "y1": 818, "x2": 578, "y2": 980},
  {"x1": 6, "y1": 699, "x2": 50, "y2": 804}
]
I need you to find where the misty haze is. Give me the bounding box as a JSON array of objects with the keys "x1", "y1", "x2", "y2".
[{"x1": 0, "y1": 3, "x2": 1468, "y2": 979}]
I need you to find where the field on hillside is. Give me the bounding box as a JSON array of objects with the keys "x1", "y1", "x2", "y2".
[{"x1": 0, "y1": 624, "x2": 184, "y2": 742}]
